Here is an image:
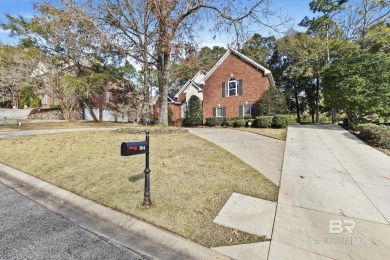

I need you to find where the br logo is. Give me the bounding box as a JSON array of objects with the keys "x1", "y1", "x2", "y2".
[{"x1": 329, "y1": 220, "x2": 356, "y2": 234}]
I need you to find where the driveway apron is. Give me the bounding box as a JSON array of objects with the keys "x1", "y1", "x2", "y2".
[
  {"x1": 188, "y1": 128, "x2": 285, "y2": 186},
  {"x1": 269, "y1": 125, "x2": 390, "y2": 260}
]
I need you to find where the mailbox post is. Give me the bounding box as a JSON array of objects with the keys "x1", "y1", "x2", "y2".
[
  {"x1": 143, "y1": 130, "x2": 151, "y2": 207},
  {"x1": 120, "y1": 130, "x2": 151, "y2": 208}
]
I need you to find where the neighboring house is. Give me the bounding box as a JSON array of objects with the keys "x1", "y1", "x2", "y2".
[
  {"x1": 202, "y1": 48, "x2": 275, "y2": 122},
  {"x1": 83, "y1": 81, "x2": 131, "y2": 123},
  {"x1": 31, "y1": 61, "x2": 132, "y2": 122},
  {"x1": 31, "y1": 60, "x2": 91, "y2": 109},
  {"x1": 152, "y1": 70, "x2": 207, "y2": 126}
]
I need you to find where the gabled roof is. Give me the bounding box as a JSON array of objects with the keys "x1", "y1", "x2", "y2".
[
  {"x1": 151, "y1": 93, "x2": 180, "y2": 105},
  {"x1": 201, "y1": 48, "x2": 275, "y2": 87},
  {"x1": 174, "y1": 70, "x2": 207, "y2": 98}
]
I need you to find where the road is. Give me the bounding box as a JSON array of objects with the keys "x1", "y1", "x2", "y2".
[{"x1": 0, "y1": 182, "x2": 146, "y2": 260}]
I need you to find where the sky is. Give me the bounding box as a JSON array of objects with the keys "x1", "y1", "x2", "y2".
[{"x1": 0, "y1": 0, "x2": 315, "y2": 46}]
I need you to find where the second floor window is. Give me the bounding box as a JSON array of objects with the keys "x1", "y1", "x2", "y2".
[
  {"x1": 105, "y1": 91, "x2": 110, "y2": 102},
  {"x1": 228, "y1": 79, "x2": 237, "y2": 96}
]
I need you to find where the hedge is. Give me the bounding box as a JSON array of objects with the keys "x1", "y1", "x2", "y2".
[
  {"x1": 254, "y1": 116, "x2": 273, "y2": 128},
  {"x1": 205, "y1": 117, "x2": 224, "y2": 127},
  {"x1": 273, "y1": 115, "x2": 295, "y2": 128},
  {"x1": 234, "y1": 119, "x2": 246, "y2": 127},
  {"x1": 205, "y1": 115, "x2": 296, "y2": 129},
  {"x1": 356, "y1": 124, "x2": 390, "y2": 149}
]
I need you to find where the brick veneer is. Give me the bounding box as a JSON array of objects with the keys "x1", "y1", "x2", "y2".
[{"x1": 203, "y1": 53, "x2": 270, "y2": 122}]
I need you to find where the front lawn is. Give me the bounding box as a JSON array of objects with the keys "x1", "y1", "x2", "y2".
[
  {"x1": 0, "y1": 129, "x2": 278, "y2": 247},
  {"x1": 237, "y1": 127, "x2": 287, "y2": 141}
]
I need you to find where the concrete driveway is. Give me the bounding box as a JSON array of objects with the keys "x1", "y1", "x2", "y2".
[
  {"x1": 188, "y1": 128, "x2": 285, "y2": 186},
  {"x1": 269, "y1": 125, "x2": 390, "y2": 260}
]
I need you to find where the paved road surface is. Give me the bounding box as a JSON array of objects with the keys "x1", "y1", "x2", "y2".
[
  {"x1": 269, "y1": 125, "x2": 390, "y2": 260},
  {"x1": 0, "y1": 182, "x2": 145, "y2": 260}
]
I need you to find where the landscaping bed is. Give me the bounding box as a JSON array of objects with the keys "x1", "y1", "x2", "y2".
[{"x1": 0, "y1": 130, "x2": 278, "y2": 247}]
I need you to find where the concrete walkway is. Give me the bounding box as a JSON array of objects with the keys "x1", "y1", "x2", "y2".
[
  {"x1": 188, "y1": 128, "x2": 285, "y2": 186},
  {"x1": 269, "y1": 125, "x2": 390, "y2": 260},
  {"x1": 0, "y1": 128, "x2": 117, "y2": 138}
]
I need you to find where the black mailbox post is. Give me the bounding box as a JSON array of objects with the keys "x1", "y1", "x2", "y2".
[{"x1": 120, "y1": 130, "x2": 151, "y2": 208}]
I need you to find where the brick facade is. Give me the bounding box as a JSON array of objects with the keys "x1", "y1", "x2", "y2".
[
  {"x1": 153, "y1": 98, "x2": 182, "y2": 126},
  {"x1": 203, "y1": 52, "x2": 271, "y2": 122}
]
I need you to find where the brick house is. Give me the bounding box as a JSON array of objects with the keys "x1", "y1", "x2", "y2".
[
  {"x1": 152, "y1": 70, "x2": 206, "y2": 126},
  {"x1": 31, "y1": 61, "x2": 133, "y2": 122},
  {"x1": 201, "y1": 48, "x2": 275, "y2": 122}
]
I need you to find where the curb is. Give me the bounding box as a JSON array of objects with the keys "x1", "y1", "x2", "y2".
[{"x1": 0, "y1": 163, "x2": 230, "y2": 260}]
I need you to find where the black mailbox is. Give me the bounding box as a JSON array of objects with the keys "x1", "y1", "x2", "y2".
[{"x1": 121, "y1": 141, "x2": 149, "y2": 156}]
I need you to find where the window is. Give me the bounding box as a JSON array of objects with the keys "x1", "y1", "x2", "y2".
[
  {"x1": 216, "y1": 107, "x2": 223, "y2": 117},
  {"x1": 228, "y1": 79, "x2": 237, "y2": 96},
  {"x1": 243, "y1": 105, "x2": 251, "y2": 117},
  {"x1": 43, "y1": 94, "x2": 48, "y2": 104},
  {"x1": 105, "y1": 91, "x2": 110, "y2": 102},
  {"x1": 222, "y1": 78, "x2": 242, "y2": 97},
  {"x1": 181, "y1": 102, "x2": 187, "y2": 118},
  {"x1": 239, "y1": 104, "x2": 252, "y2": 117}
]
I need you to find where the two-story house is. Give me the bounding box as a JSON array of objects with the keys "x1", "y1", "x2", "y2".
[{"x1": 201, "y1": 48, "x2": 275, "y2": 123}]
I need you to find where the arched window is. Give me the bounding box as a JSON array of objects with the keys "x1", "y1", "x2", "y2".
[{"x1": 228, "y1": 76, "x2": 237, "y2": 96}]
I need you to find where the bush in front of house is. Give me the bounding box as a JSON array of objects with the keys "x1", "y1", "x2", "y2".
[
  {"x1": 223, "y1": 119, "x2": 234, "y2": 127},
  {"x1": 183, "y1": 95, "x2": 203, "y2": 126},
  {"x1": 205, "y1": 117, "x2": 224, "y2": 126},
  {"x1": 257, "y1": 87, "x2": 289, "y2": 115},
  {"x1": 356, "y1": 124, "x2": 390, "y2": 149},
  {"x1": 254, "y1": 116, "x2": 273, "y2": 128},
  {"x1": 273, "y1": 114, "x2": 295, "y2": 128},
  {"x1": 234, "y1": 119, "x2": 246, "y2": 127}
]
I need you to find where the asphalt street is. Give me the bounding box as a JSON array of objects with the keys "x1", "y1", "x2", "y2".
[{"x1": 0, "y1": 182, "x2": 146, "y2": 260}]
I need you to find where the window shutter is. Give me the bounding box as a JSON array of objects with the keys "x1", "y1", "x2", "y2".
[
  {"x1": 213, "y1": 108, "x2": 216, "y2": 117},
  {"x1": 239, "y1": 105, "x2": 243, "y2": 117},
  {"x1": 249, "y1": 105, "x2": 253, "y2": 116},
  {"x1": 222, "y1": 82, "x2": 226, "y2": 97},
  {"x1": 238, "y1": 80, "x2": 243, "y2": 96},
  {"x1": 222, "y1": 107, "x2": 226, "y2": 118}
]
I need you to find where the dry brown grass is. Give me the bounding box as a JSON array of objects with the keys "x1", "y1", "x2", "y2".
[
  {"x1": 237, "y1": 127, "x2": 287, "y2": 141},
  {"x1": 0, "y1": 130, "x2": 278, "y2": 247}
]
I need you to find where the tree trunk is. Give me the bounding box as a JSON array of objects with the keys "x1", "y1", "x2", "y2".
[
  {"x1": 83, "y1": 100, "x2": 98, "y2": 122},
  {"x1": 158, "y1": 51, "x2": 170, "y2": 126},
  {"x1": 143, "y1": 53, "x2": 150, "y2": 125},
  {"x1": 315, "y1": 75, "x2": 320, "y2": 123},
  {"x1": 294, "y1": 89, "x2": 300, "y2": 124}
]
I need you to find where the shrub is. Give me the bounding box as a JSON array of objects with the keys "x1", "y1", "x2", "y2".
[
  {"x1": 224, "y1": 120, "x2": 235, "y2": 127},
  {"x1": 205, "y1": 117, "x2": 223, "y2": 127},
  {"x1": 254, "y1": 116, "x2": 273, "y2": 128},
  {"x1": 183, "y1": 96, "x2": 203, "y2": 126},
  {"x1": 273, "y1": 115, "x2": 295, "y2": 128},
  {"x1": 257, "y1": 87, "x2": 288, "y2": 115},
  {"x1": 356, "y1": 124, "x2": 390, "y2": 149},
  {"x1": 234, "y1": 119, "x2": 245, "y2": 127}
]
